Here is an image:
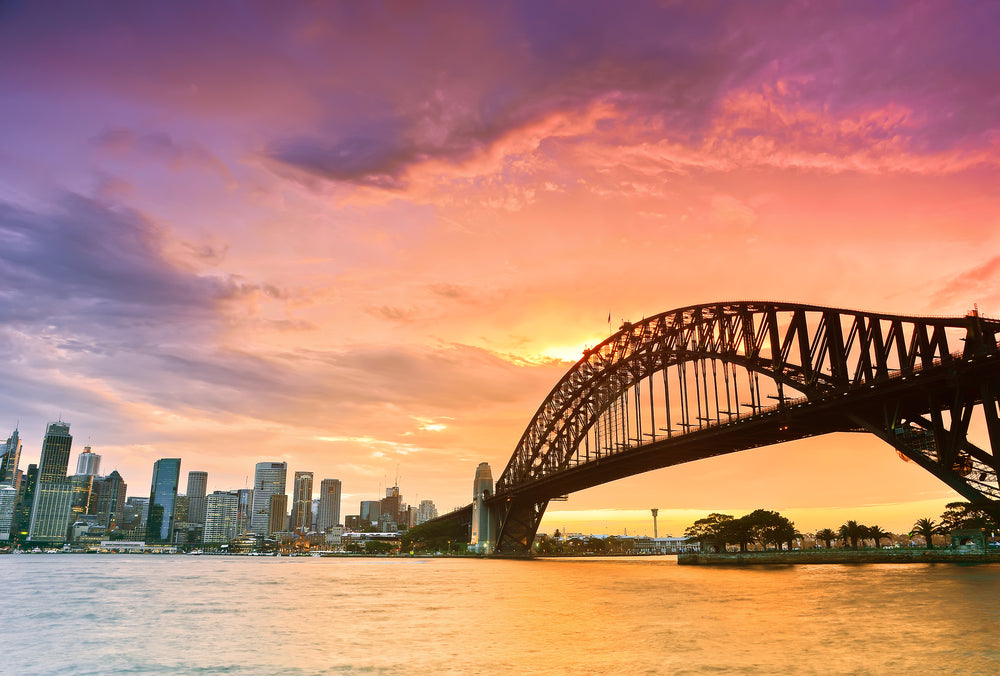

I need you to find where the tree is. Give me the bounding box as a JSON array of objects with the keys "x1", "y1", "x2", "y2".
[
  {"x1": 910, "y1": 518, "x2": 943, "y2": 549},
  {"x1": 838, "y1": 520, "x2": 866, "y2": 549},
  {"x1": 815, "y1": 528, "x2": 837, "y2": 549},
  {"x1": 866, "y1": 525, "x2": 892, "y2": 549},
  {"x1": 684, "y1": 513, "x2": 734, "y2": 552},
  {"x1": 939, "y1": 502, "x2": 997, "y2": 532}
]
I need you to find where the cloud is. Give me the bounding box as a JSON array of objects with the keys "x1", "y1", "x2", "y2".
[{"x1": 933, "y1": 256, "x2": 1000, "y2": 308}]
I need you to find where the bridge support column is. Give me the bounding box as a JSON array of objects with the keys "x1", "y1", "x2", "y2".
[{"x1": 493, "y1": 497, "x2": 549, "y2": 555}]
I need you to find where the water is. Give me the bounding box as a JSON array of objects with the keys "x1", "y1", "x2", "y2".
[{"x1": 5, "y1": 555, "x2": 1000, "y2": 675}]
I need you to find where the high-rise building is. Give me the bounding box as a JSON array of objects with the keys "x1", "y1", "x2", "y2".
[
  {"x1": 291, "y1": 471, "x2": 313, "y2": 532},
  {"x1": 186, "y1": 471, "x2": 208, "y2": 524},
  {"x1": 0, "y1": 485, "x2": 18, "y2": 540},
  {"x1": 416, "y1": 499, "x2": 438, "y2": 525},
  {"x1": 146, "y1": 458, "x2": 181, "y2": 543},
  {"x1": 69, "y1": 474, "x2": 94, "y2": 525},
  {"x1": 28, "y1": 422, "x2": 75, "y2": 543},
  {"x1": 235, "y1": 488, "x2": 252, "y2": 535},
  {"x1": 469, "y1": 462, "x2": 493, "y2": 551},
  {"x1": 360, "y1": 500, "x2": 381, "y2": 527},
  {"x1": 74, "y1": 446, "x2": 101, "y2": 476},
  {"x1": 268, "y1": 493, "x2": 287, "y2": 536},
  {"x1": 1, "y1": 427, "x2": 22, "y2": 485},
  {"x1": 203, "y1": 491, "x2": 240, "y2": 544},
  {"x1": 92, "y1": 470, "x2": 127, "y2": 530},
  {"x1": 249, "y1": 462, "x2": 287, "y2": 535},
  {"x1": 380, "y1": 486, "x2": 401, "y2": 527},
  {"x1": 37, "y1": 421, "x2": 73, "y2": 484},
  {"x1": 10, "y1": 463, "x2": 37, "y2": 546},
  {"x1": 316, "y1": 479, "x2": 342, "y2": 532}
]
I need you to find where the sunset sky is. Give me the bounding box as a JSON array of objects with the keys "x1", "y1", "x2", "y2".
[{"x1": 2, "y1": 1, "x2": 999, "y2": 537}]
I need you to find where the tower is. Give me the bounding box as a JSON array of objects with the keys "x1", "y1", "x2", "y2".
[
  {"x1": 291, "y1": 471, "x2": 313, "y2": 533},
  {"x1": 27, "y1": 422, "x2": 74, "y2": 543},
  {"x1": 74, "y1": 446, "x2": 101, "y2": 476},
  {"x1": 249, "y1": 462, "x2": 287, "y2": 535},
  {"x1": 146, "y1": 458, "x2": 181, "y2": 543},
  {"x1": 1, "y1": 427, "x2": 22, "y2": 485},
  {"x1": 470, "y1": 462, "x2": 493, "y2": 552},
  {"x1": 316, "y1": 479, "x2": 342, "y2": 532},
  {"x1": 186, "y1": 471, "x2": 208, "y2": 524},
  {"x1": 651, "y1": 508, "x2": 659, "y2": 539}
]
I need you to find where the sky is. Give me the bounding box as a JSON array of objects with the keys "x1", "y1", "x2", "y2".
[{"x1": 2, "y1": 1, "x2": 999, "y2": 537}]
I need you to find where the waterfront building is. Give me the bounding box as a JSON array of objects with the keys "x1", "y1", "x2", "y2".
[
  {"x1": 1, "y1": 427, "x2": 22, "y2": 485},
  {"x1": 27, "y1": 480, "x2": 73, "y2": 542},
  {"x1": 344, "y1": 514, "x2": 360, "y2": 530},
  {"x1": 92, "y1": 470, "x2": 127, "y2": 529},
  {"x1": 204, "y1": 491, "x2": 240, "y2": 543},
  {"x1": 28, "y1": 422, "x2": 75, "y2": 543},
  {"x1": 380, "y1": 486, "x2": 402, "y2": 526},
  {"x1": 291, "y1": 471, "x2": 313, "y2": 533},
  {"x1": 316, "y1": 478, "x2": 341, "y2": 531},
  {"x1": 0, "y1": 485, "x2": 17, "y2": 540},
  {"x1": 74, "y1": 446, "x2": 101, "y2": 476},
  {"x1": 249, "y1": 462, "x2": 286, "y2": 535},
  {"x1": 186, "y1": 471, "x2": 208, "y2": 524},
  {"x1": 416, "y1": 499, "x2": 438, "y2": 525},
  {"x1": 469, "y1": 462, "x2": 493, "y2": 552},
  {"x1": 10, "y1": 463, "x2": 37, "y2": 545},
  {"x1": 146, "y1": 458, "x2": 181, "y2": 543},
  {"x1": 268, "y1": 493, "x2": 287, "y2": 536}
]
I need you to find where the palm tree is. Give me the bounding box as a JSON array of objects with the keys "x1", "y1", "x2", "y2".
[
  {"x1": 866, "y1": 525, "x2": 892, "y2": 549},
  {"x1": 814, "y1": 528, "x2": 837, "y2": 549},
  {"x1": 911, "y1": 518, "x2": 942, "y2": 549},
  {"x1": 839, "y1": 520, "x2": 866, "y2": 549}
]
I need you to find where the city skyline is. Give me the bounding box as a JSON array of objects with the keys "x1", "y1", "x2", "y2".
[{"x1": 2, "y1": 3, "x2": 999, "y2": 535}]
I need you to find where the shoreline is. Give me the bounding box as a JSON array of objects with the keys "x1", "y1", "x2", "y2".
[{"x1": 678, "y1": 549, "x2": 1000, "y2": 565}]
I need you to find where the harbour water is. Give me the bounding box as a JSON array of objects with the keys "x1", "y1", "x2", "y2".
[{"x1": 6, "y1": 555, "x2": 1000, "y2": 675}]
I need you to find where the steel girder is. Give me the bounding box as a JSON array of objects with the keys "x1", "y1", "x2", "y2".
[{"x1": 493, "y1": 301, "x2": 1000, "y2": 555}]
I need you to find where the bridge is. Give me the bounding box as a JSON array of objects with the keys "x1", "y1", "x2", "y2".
[{"x1": 434, "y1": 301, "x2": 1000, "y2": 555}]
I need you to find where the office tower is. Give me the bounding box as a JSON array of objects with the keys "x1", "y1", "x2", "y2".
[
  {"x1": 235, "y1": 488, "x2": 252, "y2": 535},
  {"x1": 416, "y1": 499, "x2": 438, "y2": 525},
  {"x1": 249, "y1": 462, "x2": 287, "y2": 535},
  {"x1": 37, "y1": 422, "x2": 73, "y2": 483},
  {"x1": 360, "y1": 500, "x2": 380, "y2": 527},
  {"x1": 380, "y1": 486, "x2": 401, "y2": 526},
  {"x1": 203, "y1": 491, "x2": 240, "y2": 543},
  {"x1": 186, "y1": 471, "x2": 208, "y2": 524},
  {"x1": 1, "y1": 427, "x2": 22, "y2": 485},
  {"x1": 74, "y1": 446, "x2": 101, "y2": 476},
  {"x1": 146, "y1": 458, "x2": 181, "y2": 543},
  {"x1": 316, "y1": 479, "x2": 342, "y2": 532},
  {"x1": 28, "y1": 423, "x2": 75, "y2": 543},
  {"x1": 10, "y1": 464, "x2": 37, "y2": 545},
  {"x1": 470, "y1": 462, "x2": 493, "y2": 550},
  {"x1": 173, "y1": 495, "x2": 189, "y2": 523},
  {"x1": 93, "y1": 470, "x2": 127, "y2": 529},
  {"x1": 291, "y1": 471, "x2": 313, "y2": 532},
  {"x1": 0, "y1": 485, "x2": 17, "y2": 540},
  {"x1": 268, "y1": 493, "x2": 287, "y2": 535},
  {"x1": 69, "y1": 474, "x2": 94, "y2": 524}
]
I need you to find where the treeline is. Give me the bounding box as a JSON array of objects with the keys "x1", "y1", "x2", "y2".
[{"x1": 685, "y1": 501, "x2": 999, "y2": 552}]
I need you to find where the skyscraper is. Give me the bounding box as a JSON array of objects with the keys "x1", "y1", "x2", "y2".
[
  {"x1": 416, "y1": 499, "x2": 438, "y2": 525},
  {"x1": 1, "y1": 427, "x2": 22, "y2": 485},
  {"x1": 268, "y1": 493, "x2": 288, "y2": 536},
  {"x1": 291, "y1": 471, "x2": 313, "y2": 532},
  {"x1": 203, "y1": 490, "x2": 239, "y2": 543},
  {"x1": 250, "y1": 462, "x2": 286, "y2": 535},
  {"x1": 28, "y1": 422, "x2": 74, "y2": 543},
  {"x1": 316, "y1": 479, "x2": 342, "y2": 532},
  {"x1": 146, "y1": 458, "x2": 181, "y2": 543},
  {"x1": 37, "y1": 422, "x2": 73, "y2": 483},
  {"x1": 74, "y1": 446, "x2": 101, "y2": 476},
  {"x1": 186, "y1": 471, "x2": 208, "y2": 524},
  {"x1": 92, "y1": 470, "x2": 127, "y2": 530}
]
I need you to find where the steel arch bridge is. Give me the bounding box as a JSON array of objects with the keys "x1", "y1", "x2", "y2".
[{"x1": 486, "y1": 301, "x2": 1000, "y2": 555}]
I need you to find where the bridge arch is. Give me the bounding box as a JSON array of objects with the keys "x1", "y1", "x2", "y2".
[{"x1": 491, "y1": 301, "x2": 1000, "y2": 554}]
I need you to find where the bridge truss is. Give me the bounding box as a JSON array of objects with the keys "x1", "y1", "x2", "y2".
[{"x1": 491, "y1": 301, "x2": 1000, "y2": 554}]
